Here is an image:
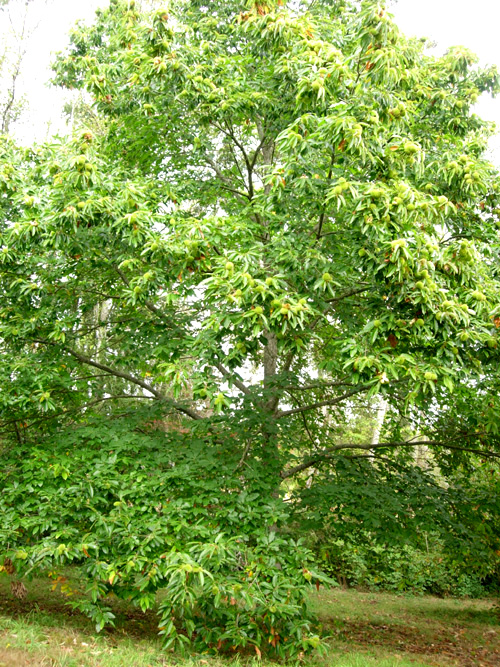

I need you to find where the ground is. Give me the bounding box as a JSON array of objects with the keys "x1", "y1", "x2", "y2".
[{"x1": 0, "y1": 573, "x2": 498, "y2": 666}]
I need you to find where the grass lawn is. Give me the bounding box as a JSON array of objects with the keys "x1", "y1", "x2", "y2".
[{"x1": 0, "y1": 573, "x2": 498, "y2": 666}]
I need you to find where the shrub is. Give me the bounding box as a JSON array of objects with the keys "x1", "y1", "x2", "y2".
[
  {"x1": 0, "y1": 416, "x2": 328, "y2": 659},
  {"x1": 313, "y1": 536, "x2": 489, "y2": 598},
  {"x1": 291, "y1": 456, "x2": 500, "y2": 599}
]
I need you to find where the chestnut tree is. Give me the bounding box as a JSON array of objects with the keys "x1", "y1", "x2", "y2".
[{"x1": 1, "y1": 0, "x2": 500, "y2": 653}]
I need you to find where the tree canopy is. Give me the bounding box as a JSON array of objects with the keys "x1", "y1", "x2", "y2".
[{"x1": 1, "y1": 0, "x2": 500, "y2": 656}]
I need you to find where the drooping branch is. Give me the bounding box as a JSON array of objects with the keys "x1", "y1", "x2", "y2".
[
  {"x1": 61, "y1": 345, "x2": 203, "y2": 420},
  {"x1": 280, "y1": 438, "x2": 500, "y2": 479},
  {"x1": 71, "y1": 317, "x2": 137, "y2": 338},
  {"x1": 276, "y1": 384, "x2": 373, "y2": 418},
  {"x1": 304, "y1": 285, "x2": 371, "y2": 338}
]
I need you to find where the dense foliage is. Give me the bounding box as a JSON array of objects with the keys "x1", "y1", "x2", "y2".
[
  {"x1": 0, "y1": 414, "x2": 328, "y2": 657},
  {"x1": 1, "y1": 0, "x2": 500, "y2": 656},
  {"x1": 295, "y1": 456, "x2": 500, "y2": 596}
]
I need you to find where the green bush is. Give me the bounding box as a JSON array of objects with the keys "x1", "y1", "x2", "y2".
[
  {"x1": 0, "y1": 417, "x2": 327, "y2": 659},
  {"x1": 291, "y1": 456, "x2": 500, "y2": 599},
  {"x1": 314, "y1": 536, "x2": 487, "y2": 597}
]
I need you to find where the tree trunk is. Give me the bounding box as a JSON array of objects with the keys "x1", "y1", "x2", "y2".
[{"x1": 371, "y1": 397, "x2": 388, "y2": 446}]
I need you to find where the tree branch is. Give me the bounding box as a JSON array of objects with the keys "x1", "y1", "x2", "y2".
[
  {"x1": 213, "y1": 360, "x2": 252, "y2": 396},
  {"x1": 277, "y1": 384, "x2": 373, "y2": 418},
  {"x1": 264, "y1": 350, "x2": 296, "y2": 415},
  {"x1": 283, "y1": 377, "x2": 352, "y2": 392},
  {"x1": 204, "y1": 155, "x2": 251, "y2": 202},
  {"x1": 325, "y1": 285, "x2": 370, "y2": 305},
  {"x1": 236, "y1": 439, "x2": 253, "y2": 469},
  {"x1": 114, "y1": 265, "x2": 251, "y2": 398},
  {"x1": 286, "y1": 387, "x2": 317, "y2": 446},
  {"x1": 315, "y1": 147, "x2": 335, "y2": 240},
  {"x1": 61, "y1": 345, "x2": 203, "y2": 420},
  {"x1": 280, "y1": 439, "x2": 500, "y2": 479}
]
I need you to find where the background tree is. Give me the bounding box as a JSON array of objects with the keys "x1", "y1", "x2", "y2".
[{"x1": 0, "y1": 0, "x2": 49, "y2": 134}]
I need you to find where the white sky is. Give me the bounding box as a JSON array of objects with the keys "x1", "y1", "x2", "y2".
[
  {"x1": 2, "y1": 0, "x2": 500, "y2": 163},
  {"x1": 391, "y1": 0, "x2": 500, "y2": 162}
]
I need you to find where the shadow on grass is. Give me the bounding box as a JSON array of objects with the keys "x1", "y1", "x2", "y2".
[
  {"x1": 413, "y1": 605, "x2": 498, "y2": 626},
  {"x1": 314, "y1": 589, "x2": 500, "y2": 667},
  {"x1": 315, "y1": 588, "x2": 499, "y2": 627},
  {"x1": 0, "y1": 576, "x2": 161, "y2": 642}
]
